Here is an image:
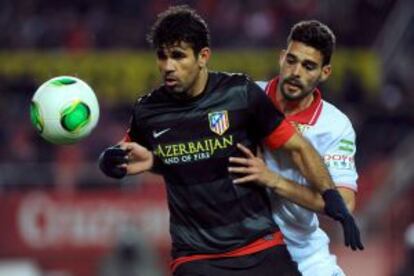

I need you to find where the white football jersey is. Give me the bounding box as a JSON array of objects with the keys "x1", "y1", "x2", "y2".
[{"x1": 257, "y1": 79, "x2": 358, "y2": 264}]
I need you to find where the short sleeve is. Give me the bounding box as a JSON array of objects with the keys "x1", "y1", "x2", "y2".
[
  {"x1": 246, "y1": 80, "x2": 295, "y2": 149},
  {"x1": 125, "y1": 112, "x2": 139, "y2": 141},
  {"x1": 322, "y1": 124, "x2": 358, "y2": 191},
  {"x1": 125, "y1": 102, "x2": 151, "y2": 149},
  {"x1": 126, "y1": 103, "x2": 164, "y2": 174}
]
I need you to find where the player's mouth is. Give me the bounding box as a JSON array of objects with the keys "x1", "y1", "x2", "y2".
[
  {"x1": 164, "y1": 76, "x2": 178, "y2": 87},
  {"x1": 285, "y1": 83, "x2": 300, "y2": 92},
  {"x1": 284, "y1": 80, "x2": 303, "y2": 92}
]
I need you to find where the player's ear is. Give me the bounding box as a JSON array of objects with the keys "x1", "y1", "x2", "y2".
[
  {"x1": 320, "y1": 64, "x2": 332, "y2": 82},
  {"x1": 198, "y1": 47, "x2": 211, "y2": 68}
]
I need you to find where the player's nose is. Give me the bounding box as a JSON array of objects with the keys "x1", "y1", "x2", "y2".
[
  {"x1": 292, "y1": 63, "x2": 302, "y2": 77},
  {"x1": 164, "y1": 58, "x2": 176, "y2": 72}
]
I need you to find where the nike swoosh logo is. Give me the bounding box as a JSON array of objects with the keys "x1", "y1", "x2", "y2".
[{"x1": 153, "y1": 128, "x2": 171, "y2": 138}]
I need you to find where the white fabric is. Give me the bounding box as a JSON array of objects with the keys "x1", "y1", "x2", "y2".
[
  {"x1": 256, "y1": 81, "x2": 357, "y2": 276},
  {"x1": 296, "y1": 244, "x2": 345, "y2": 276}
]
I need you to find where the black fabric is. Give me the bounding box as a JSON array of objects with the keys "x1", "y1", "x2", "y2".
[
  {"x1": 246, "y1": 80, "x2": 286, "y2": 140},
  {"x1": 323, "y1": 189, "x2": 364, "y2": 250},
  {"x1": 128, "y1": 72, "x2": 287, "y2": 257},
  {"x1": 173, "y1": 245, "x2": 300, "y2": 276}
]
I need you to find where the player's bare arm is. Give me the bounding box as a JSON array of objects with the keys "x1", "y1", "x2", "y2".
[
  {"x1": 279, "y1": 132, "x2": 335, "y2": 193},
  {"x1": 230, "y1": 141, "x2": 363, "y2": 250},
  {"x1": 282, "y1": 135, "x2": 355, "y2": 212},
  {"x1": 229, "y1": 143, "x2": 356, "y2": 213},
  {"x1": 337, "y1": 188, "x2": 356, "y2": 212},
  {"x1": 281, "y1": 133, "x2": 359, "y2": 212}
]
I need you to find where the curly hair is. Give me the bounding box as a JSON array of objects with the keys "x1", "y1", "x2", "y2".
[
  {"x1": 147, "y1": 5, "x2": 210, "y2": 55},
  {"x1": 288, "y1": 20, "x2": 336, "y2": 66}
]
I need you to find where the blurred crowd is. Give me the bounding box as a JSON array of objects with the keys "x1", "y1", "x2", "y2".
[{"x1": 0, "y1": 0, "x2": 396, "y2": 50}]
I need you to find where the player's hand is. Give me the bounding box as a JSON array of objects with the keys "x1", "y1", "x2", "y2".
[
  {"x1": 98, "y1": 145, "x2": 128, "y2": 179},
  {"x1": 118, "y1": 142, "x2": 154, "y2": 175},
  {"x1": 323, "y1": 189, "x2": 364, "y2": 251},
  {"x1": 228, "y1": 143, "x2": 280, "y2": 188}
]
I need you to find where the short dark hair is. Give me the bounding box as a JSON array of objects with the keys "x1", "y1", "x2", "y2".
[
  {"x1": 288, "y1": 20, "x2": 336, "y2": 66},
  {"x1": 147, "y1": 5, "x2": 210, "y2": 55}
]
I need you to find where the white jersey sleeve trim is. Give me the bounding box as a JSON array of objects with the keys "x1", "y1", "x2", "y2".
[{"x1": 336, "y1": 184, "x2": 358, "y2": 192}]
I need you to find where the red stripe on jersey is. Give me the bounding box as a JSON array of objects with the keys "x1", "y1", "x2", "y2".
[
  {"x1": 288, "y1": 90, "x2": 323, "y2": 125},
  {"x1": 123, "y1": 133, "x2": 131, "y2": 142},
  {"x1": 264, "y1": 119, "x2": 296, "y2": 150},
  {"x1": 265, "y1": 77, "x2": 282, "y2": 111},
  {"x1": 170, "y1": 231, "x2": 284, "y2": 272},
  {"x1": 265, "y1": 76, "x2": 323, "y2": 125}
]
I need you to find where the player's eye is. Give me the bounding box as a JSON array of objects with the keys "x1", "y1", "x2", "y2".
[
  {"x1": 171, "y1": 51, "x2": 186, "y2": 59},
  {"x1": 286, "y1": 55, "x2": 297, "y2": 65},
  {"x1": 303, "y1": 62, "x2": 317, "y2": 71}
]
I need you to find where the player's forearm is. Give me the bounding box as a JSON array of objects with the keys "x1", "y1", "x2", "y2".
[
  {"x1": 272, "y1": 177, "x2": 325, "y2": 212},
  {"x1": 271, "y1": 178, "x2": 356, "y2": 214},
  {"x1": 290, "y1": 137, "x2": 335, "y2": 193},
  {"x1": 337, "y1": 188, "x2": 356, "y2": 213}
]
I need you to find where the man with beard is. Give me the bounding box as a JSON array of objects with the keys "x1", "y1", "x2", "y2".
[
  {"x1": 98, "y1": 7, "x2": 361, "y2": 275},
  {"x1": 229, "y1": 20, "x2": 363, "y2": 276}
]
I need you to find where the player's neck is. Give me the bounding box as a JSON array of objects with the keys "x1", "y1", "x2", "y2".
[
  {"x1": 187, "y1": 68, "x2": 209, "y2": 98},
  {"x1": 276, "y1": 89, "x2": 314, "y2": 116}
]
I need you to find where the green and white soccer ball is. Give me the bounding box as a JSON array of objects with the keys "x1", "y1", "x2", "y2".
[{"x1": 30, "y1": 76, "x2": 100, "y2": 144}]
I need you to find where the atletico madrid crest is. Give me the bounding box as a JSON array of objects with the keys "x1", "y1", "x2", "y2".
[{"x1": 208, "y1": 111, "x2": 229, "y2": 136}]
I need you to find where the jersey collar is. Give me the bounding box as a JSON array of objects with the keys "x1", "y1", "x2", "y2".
[{"x1": 265, "y1": 77, "x2": 323, "y2": 125}]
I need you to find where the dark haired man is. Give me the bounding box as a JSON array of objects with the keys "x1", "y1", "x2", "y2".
[
  {"x1": 229, "y1": 20, "x2": 363, "y2": 275},
  {"x1": 99, "y1": 7, "x2": 349, "y2": 275}
]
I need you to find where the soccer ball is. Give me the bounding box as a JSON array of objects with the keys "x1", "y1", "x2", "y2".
[{"x1": 30, "y1": 76, "x2": 100, "y2": 144}]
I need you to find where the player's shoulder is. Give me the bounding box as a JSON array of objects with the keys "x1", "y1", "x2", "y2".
[
  {"x1": 208, "y1": 71, "x2": 260, "y2": 98},
  {"x1": 318, "y1": 100, "x2": 354, "y2": 133},
  {"x1": 130, "y1": 88, "x2": 165, "y2": 118},
  {"x1": 211, "y1": 71, "x2": 252, "y2": 85},
  {"x1": 134, "y1": 86, "x2": 165, "y2": 105},
  {"x1": 321, "y1": 100, "x2": 352, "y2": 124},
  {"x1": 255, "y1": 80, "x2": 268, "y2": 91}
]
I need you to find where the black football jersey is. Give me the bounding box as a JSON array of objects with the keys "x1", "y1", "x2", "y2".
[{"x1": 128, "y1": 72, "x2": 288, "y2": 258}]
